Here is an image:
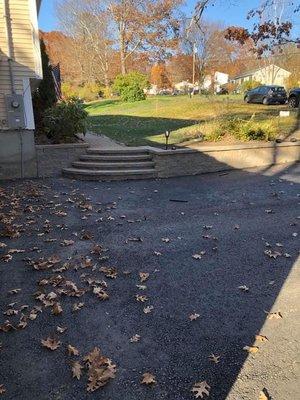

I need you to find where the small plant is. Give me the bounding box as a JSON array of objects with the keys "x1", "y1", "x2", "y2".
[
  {"x1": 113, "y1": 72, "x2": 149, "y2": 102},
  {"x1": 212, "y1": 116, "x2": 278, "y2": 142},
  {"x1": 43, "y1": 98, "x2": 88, "y2": 143}
]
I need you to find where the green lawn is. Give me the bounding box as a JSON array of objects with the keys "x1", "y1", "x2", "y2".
[{"x1": 85, "y1": 95, "x2": 298, "y2": 147}]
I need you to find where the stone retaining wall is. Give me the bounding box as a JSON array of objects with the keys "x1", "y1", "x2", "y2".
[
  {"x1": 148, "y1": 142, "x2": 300, "y2": 178},
  {"x1": 36, "y1": 143, "x2": 88, "y2": 177}
]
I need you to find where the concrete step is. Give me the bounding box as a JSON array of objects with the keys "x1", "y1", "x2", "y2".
[
  {"x1": 72, "y1": 161, "x2": 155, "y2": 170},
  {"x1": 62, "y1": 168, "x2": 157, "y2": 181},
  {"x1": 86, "y1": 148, "x2": 149, "y2": 155},
  {"x1": 80, "y1": 154, "x2": 152, "y2": 162}
]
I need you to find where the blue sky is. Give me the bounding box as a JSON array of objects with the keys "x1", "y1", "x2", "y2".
[{"x1": 39, "y1": 0, "x2": 299, "y2": 35}]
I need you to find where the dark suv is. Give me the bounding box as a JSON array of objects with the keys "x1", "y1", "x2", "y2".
[
  {"x1": 244, "y1": 85, "x2": 287, "y2": 105},
  {"x1": 288, "y1": 88, "x2": 300, "y2": 108}
]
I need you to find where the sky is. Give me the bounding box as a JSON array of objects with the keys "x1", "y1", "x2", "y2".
[
  {"x1": 39, "y1": 0, "x2": 263, "y2": 31},
  {"x1": 39, "y1": 0, "x2": 299, "y2": 36}
]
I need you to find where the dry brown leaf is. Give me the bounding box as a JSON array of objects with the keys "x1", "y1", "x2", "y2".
[
  {"x1": 61, "y1": 239, "x2": 74, "y2": 247},
  {"x1": 191, "y1": 381, "x2": 211, "y2": 398},
  {"x1": 84, "y1": 347, "x2": 116, "y2": 392},
  {"x1": 73, "y1": 302, "x2": 84, "y2": 312},
  {"x1": 141, "y1": 372, "x2": 156, "y2": 385},
  {"x1": 259, "y1": 388, "x2": 271, "y2": 400},
  {"x1": 135, "y1": 294, "x2": 148, "y2": 303},
  {"x1": 139, "y1": 272, "x2": 149, "y2": 282},
  {"x1": 189, "y1": 313, "x2": 200, "y2": 321},
  {"x1": 41, "y1": 337, "x2": 61, "y2": 351},
  {"x1": 0, "y1": 384, "x2": 6, "y2": 395},
  {"x1": 52, "y1": 302, "x2": 63, "y2": 315},
  {"x1": 265, "y1": 311, "x2": 283, "y2": 320},
  {"x1": 143, "y1": 305, "x2": 154, "y2": 314},
  {"x1": 238, "y1": 285, "x2": 249, "y2": 292},
  {"x1": 130, "y1": 334, "x2": 141, "y2": 343},
  {"x1": 72, "y1": 361, "x2": 83, "y2": 380},
  {"x1": 243, "y1": 345, "x2": 259, "y2": 354},
  {"x1": 255, "y1": 335, "x2": 269, "y2": 343},
  {"x1": 68, "y1": 344, "x2": 79, "y2": 356},
  {"x1": 209, "y1": 354, "x2": 220, "y2": 364},
  {"x1": 8, "y1": 288, "x2": 21, "y2": 295},
  {"x1": 57, "y1": 326, "x2": 67, "y2": 334}
]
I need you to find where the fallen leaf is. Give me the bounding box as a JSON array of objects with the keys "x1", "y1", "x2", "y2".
[
  {"x1": 139, "y1": 272, "x2": 149, "y2": 282},
  {"x1": 41, "y1": 337, "x2": 61, "y2": 351},
  {"x1": 265, "y1": 311, "x2": 283, "y2": 320},
  {"x1": 238, "y1": 285, "x2": 249, "y2": 292},
  {"x1": 72, "y1": 361, "x2": 83, "y2": 380},
  {"x1": 189, "y1": 313, "x2": 200, "y2": 321},
  {"x1": 161, "y1": 237, "x2": 170, "y2": 243},
  {"x1": 52, "y1": 302, "x2": 63, "y2": 315},
  {"x1": 243, "y1": 345, "x2": 259, "y2": 354},
  {"x1": 141, "y1": 372, "x2": 156, "y2": 385},
  {"x1": 130, "y1": 334, "x2": 141, "y2": 343},
  {"x1": 209, "y1": 354, "x2": 220, "y2": 364},
  {"x1": 136, "y1": 294, "x2": 148, "y2": 303},
  {"x1": 68, "y1": 344, "x2": 79, "y2": 356},
  {"x1": 143, "y1": 305, "x2": 154, "y2": 314},
  {"x1": 191, "y1": 381, "x2": 211, "y2": 398},
  {"x1": 0, "y1": 385, "x2": 6, "y2": 395},
  {"x1": 73, "y1": 302, "x2": 85, "y2": 312},
  {"x1": 61, "y1": 239, "x2": 74, "y2": 246},
  {"x1": 259, "y1": 388, "x2": 271, "y2": 400},
  {"x1": 255, "y1": 335, "x2": 269, "y2": 343},
  {"x1": 8, "y1": 288, "x2": 21, "y2": 295},
  {"x1": 57, "y1": 326, "x2": 67, "y2": 334}
]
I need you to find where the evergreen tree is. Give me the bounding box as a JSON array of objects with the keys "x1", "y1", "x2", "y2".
[{"x1": 32, "y1": 39, "x2": 57, "y2": 134}]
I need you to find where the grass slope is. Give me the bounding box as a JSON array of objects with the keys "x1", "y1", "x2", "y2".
[{"x1": 85, "y1": 95, "x2": 298, "y2": 147}]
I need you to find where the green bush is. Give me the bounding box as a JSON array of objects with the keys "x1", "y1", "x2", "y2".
[
  {"x1": 113, "y1": 72, "x2": 149, "y2": 102},
  {"x1": 43, "y1": 98, "x2": 88, "y2": 143}
]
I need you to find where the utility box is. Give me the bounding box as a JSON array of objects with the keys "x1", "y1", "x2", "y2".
[{"x1": 5, "y1": 94, "x2": 25, "y2": 129}]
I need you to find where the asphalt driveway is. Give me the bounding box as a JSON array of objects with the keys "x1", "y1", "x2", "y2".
[{"x1": 0, "y1": 164, "x2": 299, "y2": 400}]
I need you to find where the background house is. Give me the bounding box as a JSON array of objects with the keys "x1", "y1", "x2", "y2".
[
  {"x1": 202, "y1": 71, "x2": 229, "y2": 93},
  {"x1": 233, "y1": 64, "x2": 291, "y2": 87},
  {"x1": 0, "y1": 0, "x2": 42, "y2": 179}
]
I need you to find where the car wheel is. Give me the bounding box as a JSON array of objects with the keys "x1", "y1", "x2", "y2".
[
  {"x1": 288, "y1": 97, "x2": 298, "y2": 108},
  {"x1": 244, "y1": 96, "x2": 250, "y2": 103},
  {"x1": 262, "y1": 97, "x2": 269, "y2": 105}
]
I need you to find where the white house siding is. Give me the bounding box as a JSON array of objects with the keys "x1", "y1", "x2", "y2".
[
  {"x1": 0, "y1": 0, "x2": 42, "y2": 129},
  {"x1": 234, "y1": 64, "x2": 291, "y2": 87}
]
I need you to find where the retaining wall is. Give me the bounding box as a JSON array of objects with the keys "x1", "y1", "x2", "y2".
[
  {"x1": 149, "y1": 142, "x2": 300, "y2": 178},
  {"x1": 36, "y1": 143, "x2": 88, "y2": 177}
]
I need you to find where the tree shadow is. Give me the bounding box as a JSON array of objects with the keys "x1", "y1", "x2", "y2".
[{"x1": 87, "y1": 108, "x2": 299, "y2": 147}]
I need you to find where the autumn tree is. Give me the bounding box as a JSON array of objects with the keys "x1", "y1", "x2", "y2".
[
  {"x1": 150, "y1": 63, "x2": 172, "y2": 89},
  {"x1": 107, "y1": 0, "x2": 183, "y2": 75},
  {"x1": 57, "y1": 0, "x2": 114, "y2": 87}
]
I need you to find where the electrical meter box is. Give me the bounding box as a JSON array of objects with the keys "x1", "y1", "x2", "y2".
[{"x1": 5, "y1": 94, "x2": 25, "y2": 129}]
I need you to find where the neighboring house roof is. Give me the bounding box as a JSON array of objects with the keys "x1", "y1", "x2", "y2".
[{"x1": 233, "y1": 64, "x2": 290, "y2": 80}]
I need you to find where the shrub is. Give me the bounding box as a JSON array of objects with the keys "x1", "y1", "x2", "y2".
[
  {"x1": 43, "y1": 98, "x2": 88, "y2": 143},
  {"x1": 212, "y1": 116, "x2": 277, "y2": 142},
  {"x1": 113, "y1": 72, "x2": 149, "y2": 102},
  {"x1": 241, "y1": 80, "x2": 261, "y2": 92}
]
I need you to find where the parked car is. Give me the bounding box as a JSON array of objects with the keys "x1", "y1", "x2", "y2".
[
  {"x1": 288, "y1": 88, "x2": 300, "y2": 108},
  {"x1": 244, "y1": 85, "x2": 287, "y2": 105}
]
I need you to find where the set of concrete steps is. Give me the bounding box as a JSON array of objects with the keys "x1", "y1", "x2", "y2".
[{"x1": 62, "y1": 148, "x2": 157, "y2": 181}]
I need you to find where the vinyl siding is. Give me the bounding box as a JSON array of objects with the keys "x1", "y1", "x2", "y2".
[{"x1": 0, "y1": 0, "x2": 42, "y2": 129}]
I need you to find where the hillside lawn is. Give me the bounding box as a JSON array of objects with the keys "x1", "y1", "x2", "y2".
[{"x1": 85, "y1": 95, "x2": 298, "y2": 147}]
